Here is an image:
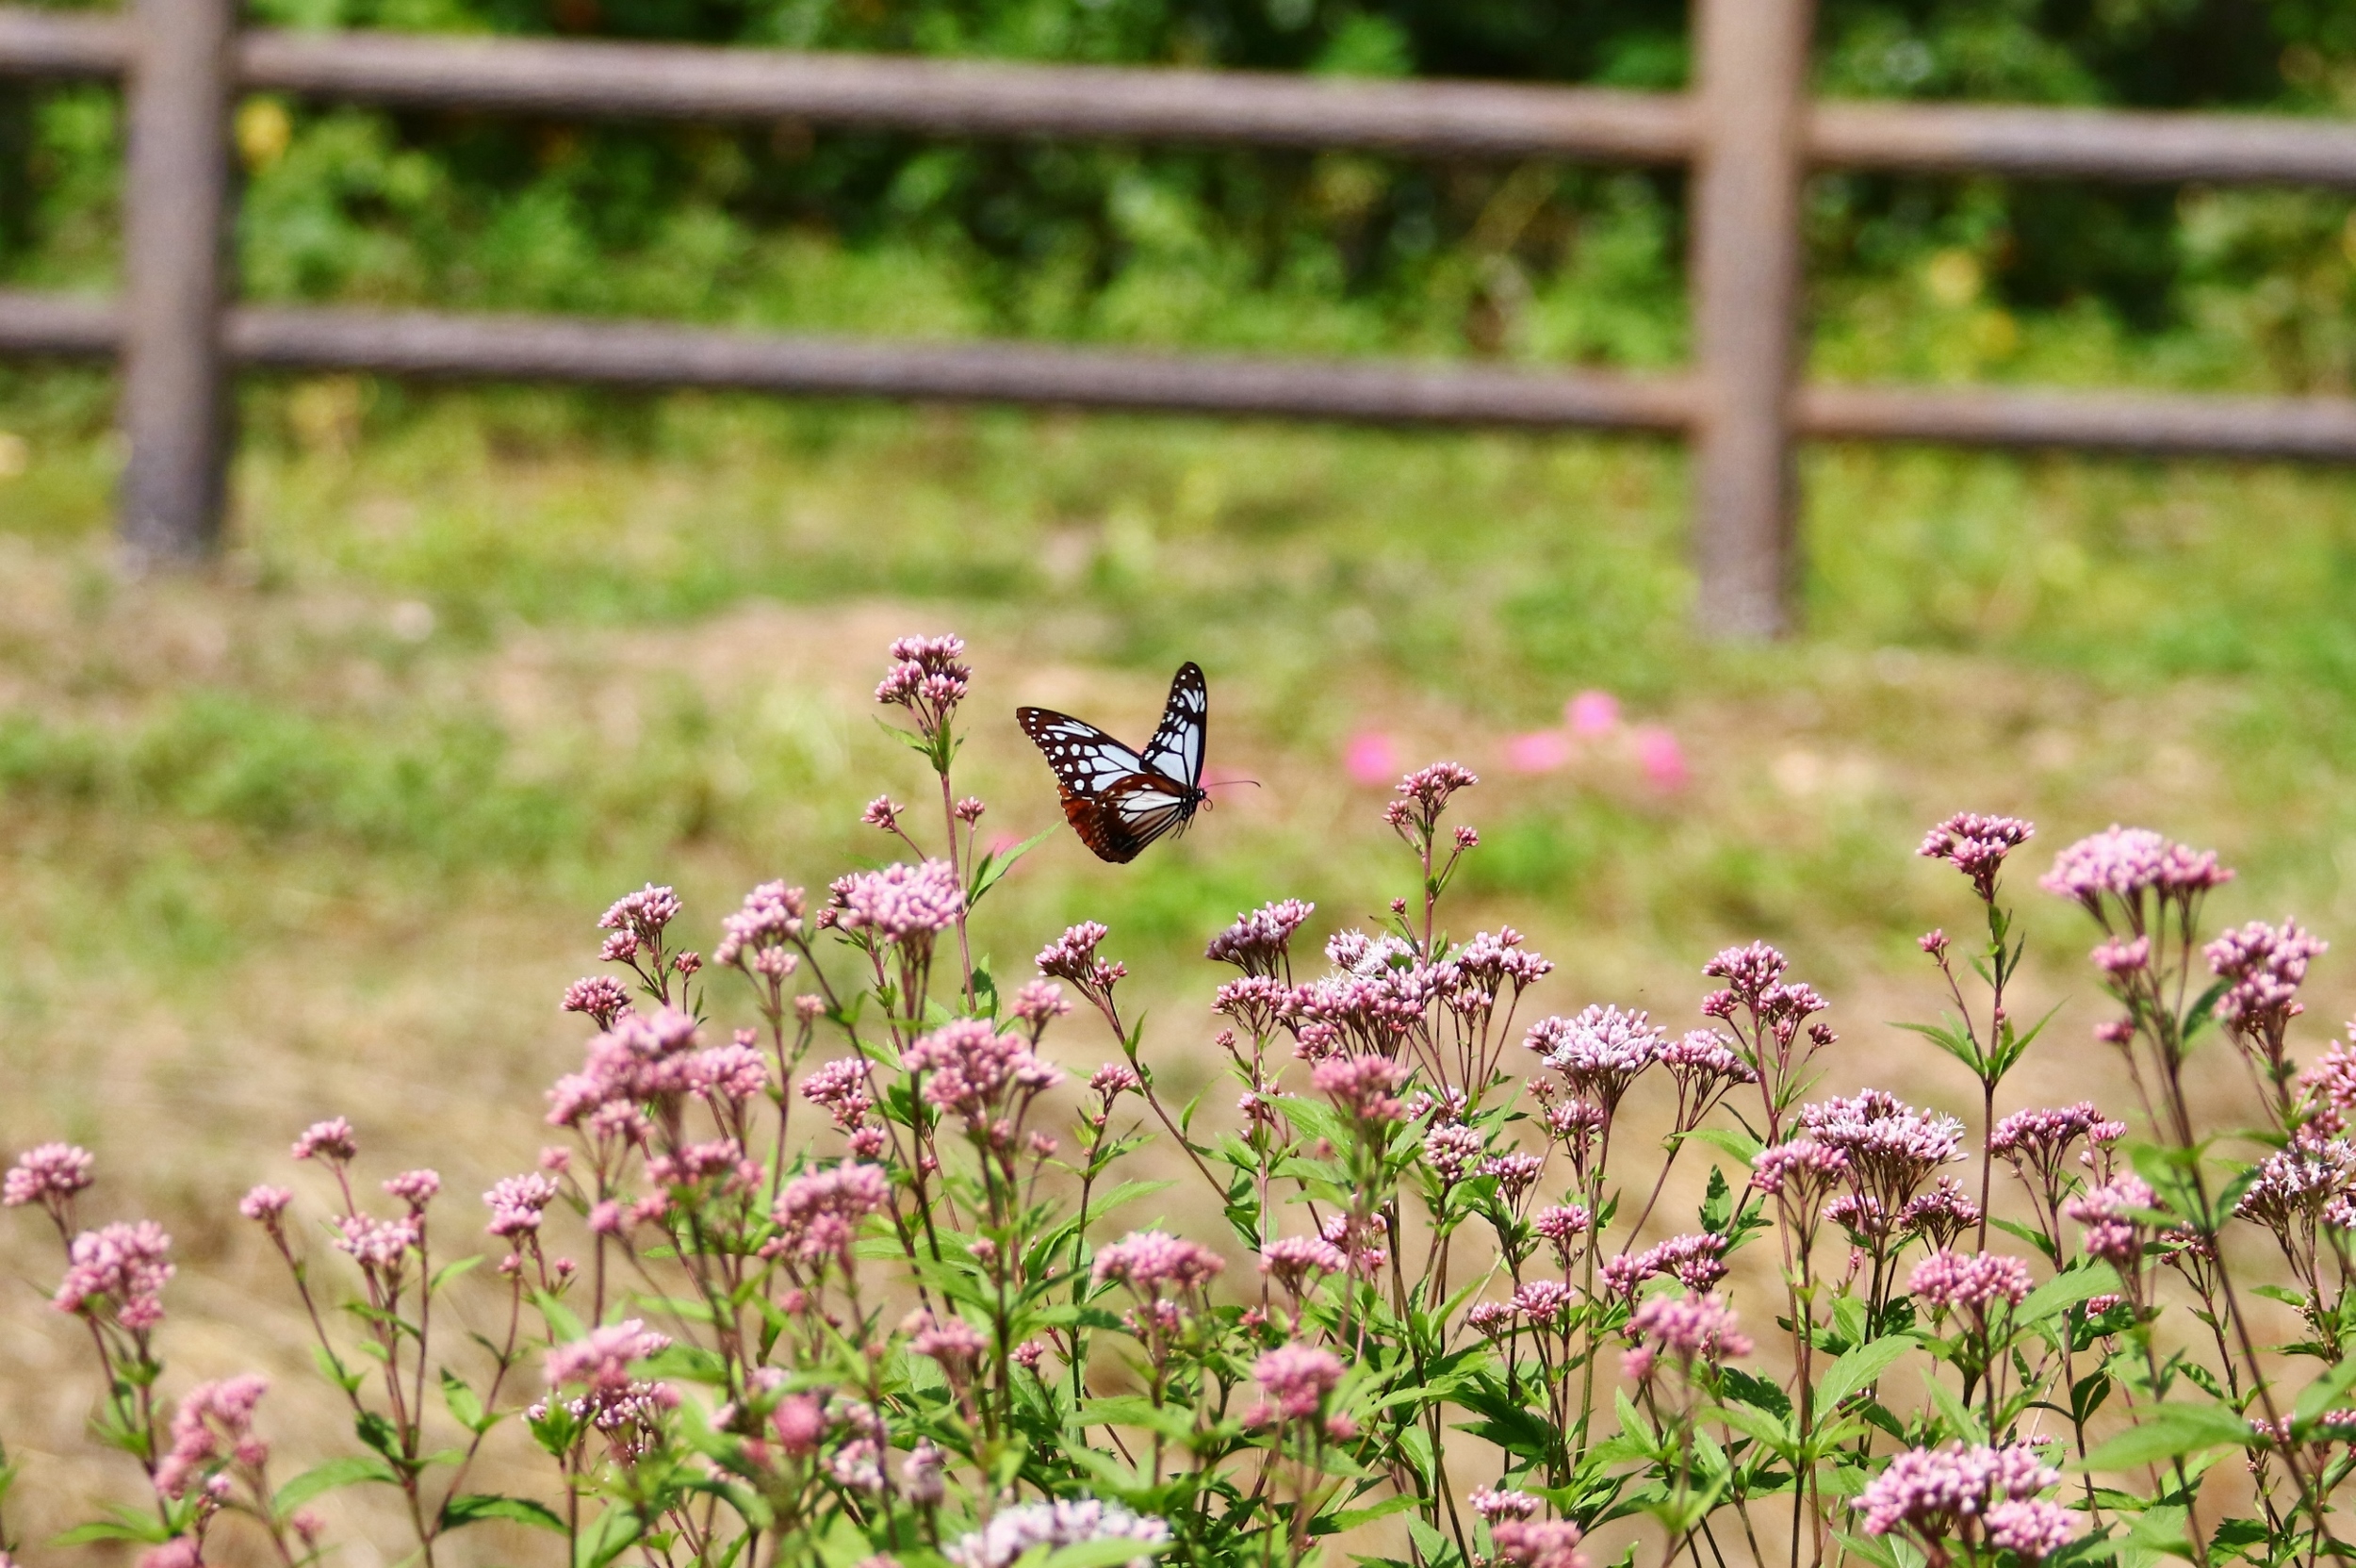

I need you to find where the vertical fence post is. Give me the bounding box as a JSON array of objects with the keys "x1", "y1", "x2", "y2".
[
  {"x1": 120, "y1": 0, "x2": 235, "y2": 562},
  {"x1": 1689, "y1": 0, "x2": 1815, "y2": 638}
]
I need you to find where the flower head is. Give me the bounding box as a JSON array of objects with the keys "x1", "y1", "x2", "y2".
[
  {"x1": 546, "y1": 1319, "x2": 672, "y2": 1393},
  {"x1": 2041, "y1": 825, "x2": 2232, "y2": 906},
  {"x1": 1205, "y1": 899, "x2": 1316, "y2": 978},
  {"x1": 875, "y1": 634, "x2": 972, "y2": 736},
  {"x1": 562, "y1": 974, "x2": 634, "y2": 1028},
  {"x1": 290, "y1": 1118, "x2": 356, "y2": 1163},
  {"x1": 1092, "y1": 1231, "x2": 1225, "y2": 1294},
  {"x1": 944, "y1": 1499, "x2": 1169, "y2": 1568},
  {"x1": 1253, "y1": 1343, "x2": 1345, "y2": 1421},
  {"x1": 1525, "y1": 1005, "x2": 1665, "y2": 1107},
  {"x1": 770, "y1": 1162, "x2": 891, "y2": 1266},
  {"x1": 155, "y1": 1374, "x2": 270, "y2": 1501},
  {"x1": 1858, "y1": 1442, "x2": 2064, "y2": 1556},
  {"x1": 829, "y1": 861, "x2": 964, "y2": 945},
  {"x1": 1908, "y1": 1249, "x2": 2035, "y2": 1316},
  {"x1": 4, "y1": 1143, "x2": 93, "y2": 1212},
  {"x1": 1491, "y1": 1518, "x2": 1587, "y2": 1568},
  {"x1": 55, "y1": 1220, "x2": 173, "y2": 1329},
  {"x1": 483, "y1": 1173, "x2": 559, "y2": 1239},
  {"x1": 714, "y1": 881, "x2": 807, "y2": 969},
  {"x1": 1313, "y1": 1054, "x2": 1409, "y2": 1126},
  {"x1": 599, "y1": 884, "x2": 680, "y2": 943},
  {"x1": 1625, "y1": 1291, "x2": 1751, "y2": 1380},
  {"x1": 1918, "y1": 813, "x2": 2035, "y2": 901}
]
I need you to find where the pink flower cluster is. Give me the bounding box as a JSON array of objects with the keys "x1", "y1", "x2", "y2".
[
  {"x1": 1858, "y1": 1442, "x2": 2070, "y2": 1563},
  {"x1": 1908, "y1": 1250, "x2": 2035, "y2": 1316},
  {"x1": 4, "y1": 1142, "x2": 94, "y2": 1214},
  {"x1": 1622, "y1": 1290, "x2": 1751, "y2": 1380},
  {"x1": 1384, "y1": 762, "x2": 1479, "y2": 836},
  {"x1": 291, "y1": 1118, "x2": 357, "y2": 1163},
  {"x1": 2236, "y1": 1139, "x2": 2356, "y2": 1234},
  {"x1": 2299, "y1": 1043, "x2": 2356, "y2": 1138},
  {"x1": 1260, "y1": 1234, "x2": 1348, "y2": 1294},
  {"x1": 715, "y1": 880, "x2": 806, "y2": 972},
  {"x1": 1525, "y1": 1005, "x2": 1665, "y2": 1107},
  {"x1": 2208, "y1": 919, "x2": 2326, "y2": 1043},
  {"x1": 1607, "y1": 1233, "x2": 1730, "y2": 1295},
  {"x1": 546, "y1": 1006, "x2": 705, "y2": 1133},
  {"x1": 54, "y1": 1219, "x2": 173, "y2": 1329},
  {"x1": 903, "y1": 1020, "x2": 1065, "y2": 1144},
  {"x1": 562, "y1": 974, "x2": 633, "y2": 1027},
  {"x1": 2064, "y1": 1174, "x2": 2155, "y2": 1266},
  {"x1": 1252, "y1": 1342, "x2": 1344, "y2": 1421},
  {"x1": 770, "y1": 1162, "x2": 890, "y2": 1266},
  {"x1": 1092, "y1": 1231, "x2": 1225, "y2": 1293},
  {"x1": 546, "y1": 1319, "x2": 672, "y2": 1392},
  {"x1": 1917, "y1": 812, "x2": 2035, "y2": 902},
  {"x1": 1799, "y1": 1090, "x2": 1964, "y2": 1210},
  {"x1": 1490, "y1": 1517, "x2": 1588, "y2": 1568},
  {"x1": 1036, "y1": 922, "x2": 1126, "y2": 1000},
  {"x1": 484, "y1": 1172, "x2": 559, "y2": 1239},
  {"x1": 1423, "y1": 1123, "x2": 1486, "y2": 1184},
  {"x1": 1313, "y1": 1054, "x2": 1409, "y2": 1125},
  {"x1": 601, "y1": 882, "x2": 680, "y2": 939},
  {"x1": 1988, "y1": 1102, "x2": 2125, "y2": 1184},
  {"x1": 944, "y1": 1498, "x2": 1169, "y2": 1568},
  {"x1": 1751, "y1": 1138, "x2": 1850, "y2": 1201},
  {"x1": 874, "y1": 633, "x2": 972, "y2": 733},
  {"x1": 2040, "y1": 825, "x2": 2233, "y2": 905},
  {"x1": 830, "y1": 860, "x2": 964, "y2": 944},
  {"x1": 155, "y1": 1375, "x2": 269, "y2": 1500},
  {"x1": 1205, "y1": 899, "x2": 1316, "y2": 977}
]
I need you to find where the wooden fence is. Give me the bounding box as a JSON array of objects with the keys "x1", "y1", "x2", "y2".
[{"x1": 6, "y1": 0, "x2": 2356, "y2": 632}]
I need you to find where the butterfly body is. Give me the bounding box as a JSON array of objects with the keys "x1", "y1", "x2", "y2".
[{"x1": 1018, "y1": 662, "x2": 1209, "y2": 863}]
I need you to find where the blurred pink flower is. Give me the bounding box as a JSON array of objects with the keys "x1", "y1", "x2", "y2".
[
  {"x1": 1631, "y1": 726, "x2": 1688, "y2": 792},
  {"x1": 987, "y1": 832, "x2": 1023, "y2": 858},
  {"x1": 1344, "y1": 732, "x2": 1399, "y2": 787},
  {"x1": 1566, "y1": 691, "x2": 1620, "y2": 738},
  {"x1": 1504, "y1": 730, "x2": 1575, "y2": 774}
]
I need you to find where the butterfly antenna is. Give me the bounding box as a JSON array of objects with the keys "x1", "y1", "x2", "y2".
[{"x1": 1204, "y1": 776, "x2": 1262, "y2": 792}]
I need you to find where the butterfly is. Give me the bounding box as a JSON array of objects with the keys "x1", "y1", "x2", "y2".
[{"x1": 1017, "y1": 662, "x2": 1210, "y2": 863}]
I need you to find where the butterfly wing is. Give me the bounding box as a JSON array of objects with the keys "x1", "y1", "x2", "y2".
[
  {"x1": 1138, "y1": 662, "x2": 1208, "y2": 791},
  {"x1": 1018, "y1": 705, "x2": 1199, "y2": 864}
]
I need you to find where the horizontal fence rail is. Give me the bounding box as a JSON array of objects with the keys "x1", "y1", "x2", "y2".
[
  {"x1": 15, "y1": 289, "x2": 2356, "y2": 463},
  {"x1": 10, "y1": 8, "x2": 2356, "y2": 184},
  {"x1": 4, "y1": 0, "x2": 2356, "y2": 629}
]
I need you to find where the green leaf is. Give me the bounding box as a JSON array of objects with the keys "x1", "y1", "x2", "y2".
[
  {"x1": 2018, "y1": 1264, "x2": 2121, "y2": 1329},
  {"x1": 1329, "y1": 1493, "x2": 1421, "y2": 1533},
  {"x1": 1817, "y1": 1336, "x2": 1914, "y2": 1411},
  {"x1": 430, "y1": 1253, "x2": 484, "y2": 1294},
  {"x1": 1681, "y1": 1127, "x2": 1764, "y2": 1165},
  {"x1": 52, "y1": 1504, "x2": 177, "y2": 1547},
  {"x1": 1042, "y1": 1540, "x2": 1176, "y2": 1568},
  {"x1": 2076, "y1": 1405, "x2": 2250, "y2": 1472},
  {"x1": 442, "y1": 1493, "x2": 568, "y2": 1533},
  {"x1": 576, "y1": 1505, "x2": 645, "y2": 1568},
  {"x1": 971, "y1": 824, "x2": 1059, "y2": 904},
  {"x1": 354, "y1": 1410, "x2": 406, "y2": 1464},
  {"x1": 439, "y1": 1368, "x2": 491, "y2": 1433},
  {"x1": 276, "y1": 1455, "x2": 401, "y2": 1510}
]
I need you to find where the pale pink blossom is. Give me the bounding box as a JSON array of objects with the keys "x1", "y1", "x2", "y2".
[
  {"x1": 1253, "y1": 1343, "x2": 1344, "y2": 1420},
  {"x1": 1505, "y1": 730, "x2": 1574, "y2": 774},
  {"x1": 4, "y1": 1143, "x2": 93, "y2": 1211},
  {"x1": 1344, "y1": 732, "x2": 1399, "y2": 787},
  {"x1": 1566, "y1": 690, "x2": 1620, "y2": 737}
]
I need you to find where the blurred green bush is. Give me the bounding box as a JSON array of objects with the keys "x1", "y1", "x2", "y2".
[{"x1": 5, "y1": 1, "x2": 2356, "y2": 386}]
